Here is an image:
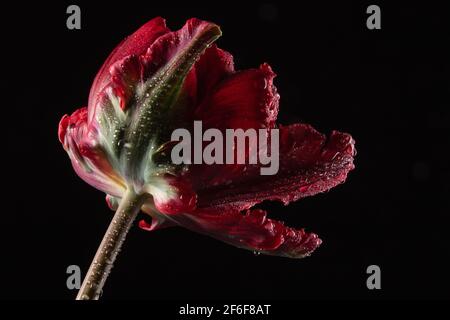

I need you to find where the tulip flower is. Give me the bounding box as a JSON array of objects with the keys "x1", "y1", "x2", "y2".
[{"x1": 59, "y1": 17, "x2": 356, "y2": 300}]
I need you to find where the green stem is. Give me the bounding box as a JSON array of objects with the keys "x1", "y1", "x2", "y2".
[{"x1": 76, "y1": 189, "x2": 147, "y2": 300}]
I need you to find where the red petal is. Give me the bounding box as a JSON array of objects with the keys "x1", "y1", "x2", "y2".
[
  {"x1": 108, "y1": 54, "x2": 144, "y2": 111},
  {"x1": 136, "y1": 18, "x2": 222, "y2": 117},
  {"x1": 151, "y1": 123, "x2": 352, "y2": 258},
  {"x1": 58, "y1": 114, "x2": 70, "y2": 144},
  {"x1": 151, "y1": 176, "x2": 198, "y2": 214},
  {"x1": 194, "y1": 45, "x2": 235, "y2": 103},
  {"x1": 138, "y1": 218, "x2": 176, "y2": 232},
  {"x1": 140, "y1": 203, "x2": 178, "y2": 231},
  {"x1": 183, "y1": 63, "x2": 279, "y2": 187},
  {"x1": 195, "y1": 63, "x2": 279, "y2": 130},
  {"x1": 138, "y1": 219, "x2": 159, "y2": 231},
  {"x1": 142, "y1": 18, "x2": 220, "y2": 76},
  {"x1": 105, "y1": 194, "x2": 119, "y2": 210},
  {"x1": 169, "y1": 208, "x2": 321, "y2": 258},
  {"x1": 90, "y1": 18, "x2": 222, "y2": 123},
  {"x1": 195, "y1": 124, "x2": 355, "y2": 209},
  {"x1": 58, "y1": 108, "x2": 126, "y2": 197},
  {"x1": 88, "y1": 17, "x2": 170, "y2": 116}
]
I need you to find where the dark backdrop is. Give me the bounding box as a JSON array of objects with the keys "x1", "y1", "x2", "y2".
[{"x1": 3, "y1": 1, "x2": 449, "y2": 300}]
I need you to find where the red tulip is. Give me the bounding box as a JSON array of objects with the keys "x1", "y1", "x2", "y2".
[{"x1": 59, "y1": 17, "x2": 355, "y2": 299}]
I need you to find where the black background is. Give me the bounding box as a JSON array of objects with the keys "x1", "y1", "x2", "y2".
[{"x1": 3, "y1": 1, "x2": 449, "y2": 300}]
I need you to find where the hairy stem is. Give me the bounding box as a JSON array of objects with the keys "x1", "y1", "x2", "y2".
[{"x1": 76, "y1": 189, "x2": 147, "y2": 300}]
